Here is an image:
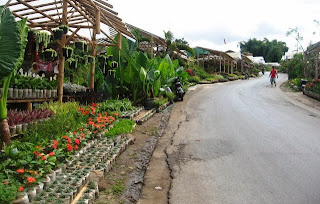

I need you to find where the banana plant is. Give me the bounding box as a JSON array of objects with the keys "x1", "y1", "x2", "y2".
[{"x1": 0, "y1": 6, "x2": 28, "y2": 149}]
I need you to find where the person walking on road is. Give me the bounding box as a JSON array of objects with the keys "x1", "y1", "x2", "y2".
[{"x1": 269, "y1": 66, "x2": 278, "y2": 87}]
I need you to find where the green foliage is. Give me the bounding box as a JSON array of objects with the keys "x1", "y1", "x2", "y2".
[
  {"x1": 98, "y1": 99, "x2": 137, "y2": 113},
  {"x1": 281, "y1": 53, "x2": 304, "y2": 79},
  {"x1": 22, "y1": 102, "x2": 85, "y2": 145},
  {"x1": 0, "y1": 6, "x2": 21, "y2": 78},
  {"x1": 293, "y1": 78, "x2": 301, "y2": 86},
  {"x1": 111, "y1": 179, "x2": 125, "y2": 195},
  {"x1": 187, "y1": 75, "x2": 200, "y2": 83},
  {"x1": 104, "y1": 119, "x2": 135, "y2": 138},
  {"x1": 154, "y1": 97, "x2": 168, "y2": 107},
  {"x1": 0, "y1": 182, "x2": 18, "y2": 203},
  {"x1": 240, "y1": 38, "x2": 288, "y2": 62}
]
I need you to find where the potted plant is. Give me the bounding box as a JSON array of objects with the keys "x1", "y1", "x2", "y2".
[
  {"x1": 75, "y1": 41, "x2": 87, "y2": 52},
  {"x1": 66, "y1": 57, "x2": 77, "y2": 69},
  {"x1": 53, "y1": 28, "x2": 63, "y2": 40},
  {"x1": 58, "y1": 25, "x2": 69, "y2": 34},
  {"x1": 111, "y1": 61, "x2": 118, "y2": 69},
  {"x1": 62, "y1": 46, "x2": 73, "y2": 58},
  {"x1": 43, "y1": 48, "x2": 58, "y2": 61}
]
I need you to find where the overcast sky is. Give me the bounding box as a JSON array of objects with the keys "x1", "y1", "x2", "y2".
[{"x1": 110, "y1": 0, "x2": 320, "y2": 55}]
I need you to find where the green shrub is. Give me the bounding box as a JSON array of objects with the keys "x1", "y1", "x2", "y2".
[
  {"x1": 23, "y1": 102, "x2": 85, "y2": 145},
  {"x1": 99, "y1": 99, "x2": 136, "y2": 114},
  {"x1": 0, "y1": 182, "x2": 18, "y2": 203},
  {"x1": 154, "y1": 97, "x2": 168, "y2": 108},
  {"x1": 104, "y1": 119, "x2": 135, "y2": 137},
  {"x1": 293, "y1": 78, "x2": 301, "y2": 86},
  {"x1": 187, "y1": 75, "x2": 200, "y2": 83}
]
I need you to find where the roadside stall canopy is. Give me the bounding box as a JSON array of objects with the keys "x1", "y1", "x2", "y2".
[
  {"x1": 194, "y1": 46, "x2": 236, "y2": 62},
  {"x1": 4, "y1": 0, "x2": 134, "y2": 101}
]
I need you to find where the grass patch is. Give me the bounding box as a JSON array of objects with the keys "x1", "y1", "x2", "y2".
[
  {"x1": 105, "y1": 119, "x2": 135, "y2": 137},
  {"x1": 112, "y1": 179, "x2": 125, "y2": 195}
]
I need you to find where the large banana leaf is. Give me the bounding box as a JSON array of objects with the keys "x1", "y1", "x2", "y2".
[
  {"x1": 0, "y1": 6, "x2": 21, "y2": 78},
  {"x1": 14, "y1": 18, "x2": 28, "y2": 75}
]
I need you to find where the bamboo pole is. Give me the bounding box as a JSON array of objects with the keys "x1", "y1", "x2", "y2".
[
  {"x1": 315, "y1": 49, "x2": 319, "y2": 79},
  {"x1": 57, "y1": 0, "x2": 68, "y2": 102},
  {"x1": 90, "y1": 29, "x2": 97, "y2": 89},
  {"x1": 96, "y1": 9, "x2": 101, "y2": 34}
]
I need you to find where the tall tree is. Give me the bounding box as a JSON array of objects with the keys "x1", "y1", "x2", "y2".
[{"x1": 240, "y1": 38, "x2": 288, "y2": 62}]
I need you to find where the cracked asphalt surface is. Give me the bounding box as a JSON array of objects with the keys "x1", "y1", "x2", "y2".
[{"x1": 138, "y1": 73, "x2": 320, "y2": 204}]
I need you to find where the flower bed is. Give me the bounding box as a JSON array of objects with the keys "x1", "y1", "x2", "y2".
[{"x1": 0, "y1": 102, "x2": 122, "y2": 203}]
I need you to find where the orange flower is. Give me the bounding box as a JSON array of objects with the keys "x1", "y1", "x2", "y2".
[
  {"x1": 36, "y1": 146, "x2": 43, "y2": 151},
  {"x1": 17, "y1": 169, "x2": 25, "y2": 173},
  {"x1": 48, "y1": 152, "x2": 55, "y2": 156},
  {"x1": 27, "y1": 177, "x2": 36, "y2": 183},
  {"x1": 18, "y1": 186, "x2": 24, "y2": 192},
  {"x1": 42, "y1": 156, "x2": 46, "y2": 161}
]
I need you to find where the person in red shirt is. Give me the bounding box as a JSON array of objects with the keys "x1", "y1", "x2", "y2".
[{"x1": 269, "y1": 66, "x2": 278, "y2": 87}]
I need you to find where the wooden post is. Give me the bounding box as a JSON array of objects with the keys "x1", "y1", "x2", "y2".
[
  {"x1": 227, "y1": 59, "x2": 230, "y2": 73},
  {"x1": 90, "y1": 29, "x2": 96, "y2": 89},
  {"x1": 151, "y1": 36, "x2": 154, "y2": 58},
  {"x1": 219, "y1": 53, "x2": 222, "y2": 72},
  {"x1": 118, "y1": 32, "x2": 122, "y2": 50},
  {"x1": 96, "y1": 9, "x2": 100, "y2": 34},
  {"x1": 57, "y1": 0, "x2": 68, "y2": 102},
  {"x1": 316, "y1": 49, "x2": 319, "y2": 79},
  {"x1": 223, "y1": 56, "x2": 226, "y2": 73},
  {"x1": 241, "y1": 60, "x2": 244, "y2": 73}
]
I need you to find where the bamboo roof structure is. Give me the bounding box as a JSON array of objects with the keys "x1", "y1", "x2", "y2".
[
  {"x1": 195, "y1": 46, "x2": 236, "y2": 62},
  {"x1": 4, "y1": 0, "x2": 134, "y2": 44},
  {"x1": 4, "y1": 0, "x2": 135, "y2": 101}
]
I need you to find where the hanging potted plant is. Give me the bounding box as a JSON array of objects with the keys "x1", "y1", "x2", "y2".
[
  {"x1": 58, "y1": 25, "x2": 69, "y2": 34},
  {"x1": 43, "y1": 48, "x2": 58, "y2": 61},
  {"x1": 53, "y1": 28, "x2": 63, "y2": 40},
  {"x1": 111, "y1": 61, "x2": 118, "y2": 69},
  {"x1": 97, "y1": 55, "x2": 106, "y2": 66},
  {"x1": 62, "y1": 46, "x2": 73, "y2": 58},
  {"x1": 107, "y1": 55, "x2": 113, "y2": 62},
  {"x1": 35, "y1": 31, "x2": 51, "y2": 51},
  {"x1": 87, "y1": 55, "x2": 94, "y2": 63},
  {"x1": 74, "y1": 41, "x2": 87, "y2": 52},
  {"x1": 27, "y1": 29, "x2": 37, "y2": 40},
  {"x1": 66, "y1": 58, "x2": 77, "y2": 69}
]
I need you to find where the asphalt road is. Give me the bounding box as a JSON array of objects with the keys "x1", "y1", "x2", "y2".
[{"x1": 168, "y1": 73, "x2": 320, "y2": 204}]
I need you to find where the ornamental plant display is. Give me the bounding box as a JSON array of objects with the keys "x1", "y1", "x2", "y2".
[
  {"x1": 7, "y1": 109, "x2": 54, "y2": 126},
  {"x1": 0, "y1": 101, "x2": 126, "y2": 202}
]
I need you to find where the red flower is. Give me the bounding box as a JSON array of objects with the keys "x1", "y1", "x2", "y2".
[
  {"x1": 27, "y1": 177, "x2": 36, "y2": 183},
  {"x1": 48, "y1": 152, "x2": 55, "y2": 156},
  {"x1": 74, "y1": 139, "x2": 80, "y2": 145},
  {"x1": 74, "y1": 145, "x2": 78, "y2": 150},
  {"x1": 34, "y1": 171, "x2": 38, "y2": 175},
  {"x1": 66, "y1": 143, "x2": 73, "y2": 152},
  {"x1": 2, "y1": 180, "x2": 9, "y2": 185},
  {"x1": 17, "y1": 169, "x2": 25, "y2": 173},
  {"x1": 42, "y1": 156, "x2": 46, "y2": 161},
  {"x1": 73, "y1": 131, "x2": 77, "y2": 135},
  {"x1": 52, "y1": 144, "x2": 58, "y2": 149},
  {"x1": 18, "y1": 186, "x2": 24, "y2": 192},
  {"x1": 114, "y1": 113, "x2": 118, "y2": 117},
  {"x1": 52, "y1": 140, "x2": 58, "y2": 145},
  {"x1": 36, "y1": 146, "x2": 43, "y2": 151}
]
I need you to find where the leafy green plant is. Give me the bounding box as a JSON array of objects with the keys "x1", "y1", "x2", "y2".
[
  {"x1": 104, "y1": 119, "x2": 135, "y2": 138},
  {"x1": 111, "y1": 179, "x2": 125, "y2": 195},
  {"x1": 98, "y1": 99, "x2": 137, "y2": 113},
  {"x1": 0, "y1": 182, "x2": 19, "y2": 203},
  {"x1": 0, "y1": 8, "x2": 28, "y2": 148},
  {"x1": 154, "y1": 97, "x2": 168, "y2": 107}
]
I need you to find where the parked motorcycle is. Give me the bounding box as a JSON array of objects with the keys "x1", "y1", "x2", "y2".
[{"x1": 174, "y1": 78, "x2": 184, "y2": 101}]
